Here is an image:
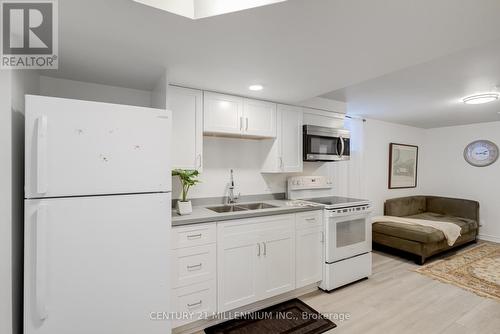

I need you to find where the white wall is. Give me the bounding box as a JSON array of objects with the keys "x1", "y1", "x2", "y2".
[
  {"x1": 172, "y1": 137, "x2": 346, "y2": 200},
  {"x1": 173, "y1": 136, "x2": 289, "y2": 199},
  {"x1": 363, "y1": 119, "x2": 426, "y2": 215},
  {"x1": 39, "y1": 76, "x2": 153, "y2": 107},
  {"x1": 421, "y1": 121, "x2": 500, "y2": 242},
  {"x1": 0, "y1": 71, "x2": 13, "y2": 334}
]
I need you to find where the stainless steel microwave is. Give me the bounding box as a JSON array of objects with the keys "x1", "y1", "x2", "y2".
[{"x1": 303, "y1": 125, "x2": 350, "y2": 162}]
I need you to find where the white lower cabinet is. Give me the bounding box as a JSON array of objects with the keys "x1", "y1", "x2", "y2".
[
  {"x1": 217, "y1": 223, "x2": 260, "y2": 311},
  {"x1": 171, "y1": 210, "x2": 325, "y2": 325},
  {"x1": 171, "y1": 224, "x2": 217, "y2": 328},
  {"x1": 260, "y1": 223, "x2": 296, "y2": 298},
  {"x1": 217, "y1": 214, "x2": 296, "y2": 312},
  {"x1": 296, "y1": 211, "x2": 324, "y2": 288},
  {"x1": 171, "y1": 244, "x2": 216, "y2": 288},
  {"x1": 171, "y1": 280, "x2": 217, "y2": 327},
  {"x1": 296, "y1": 226, "x2": 324, "y2": 288}
]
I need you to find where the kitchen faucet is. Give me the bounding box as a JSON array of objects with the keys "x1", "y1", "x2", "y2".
[{"x1": 227, "y1": 169, "x2": 240, "y2": 204}]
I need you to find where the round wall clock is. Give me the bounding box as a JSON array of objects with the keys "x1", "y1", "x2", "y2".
[{"x1": 464, "y1": 140, "x2": 499, "y2": 167}]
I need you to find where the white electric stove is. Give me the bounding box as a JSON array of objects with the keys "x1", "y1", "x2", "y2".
[{"x1": 287, "y1": 176, "x2": 373, "y2": 292}]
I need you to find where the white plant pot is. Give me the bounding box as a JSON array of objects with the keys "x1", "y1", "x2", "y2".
[{"x1": 177, "y1": 200, "x2": 193, "y2": 216}]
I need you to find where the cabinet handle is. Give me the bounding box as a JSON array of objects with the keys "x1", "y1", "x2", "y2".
[
  {"x1": 306, "y1": 217, "x2": 316, "y2": 223},
  {"x1": 240, "y1": 117, "x2": 243, "y2": 131},
  {"x1": 187, "y1": 263, "x2": 202, "y2": 271},
  {"x1": 187, "y1": 300, "x2": 202, "y2": 308},
  {"x1": 263, "y1": 242, "x2": 267, "y2": 256},
  {"x1": 187, "y1": 233, "x2": 202, "y2": 240},
  {"x1": 245, "y1": 117, "x2": 249, "y2": 131},
  {"x1": 257, "y1": 243, "x2": 261, "y2": 256},
  {"x1": 280, "y1": 157, "x2": 283, "y2": 169},
  {"x1": 321, "y1": 231, "x2": 325, "y2": 243}
]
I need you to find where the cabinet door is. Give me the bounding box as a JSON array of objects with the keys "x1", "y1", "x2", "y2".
[
  {"x1": 243, "y1": 98, "x2": 277, "y2": 138},
  {"x1": 259, "y1": 107, "x2": 282, "y2": 173},
  {"x1": 168, "y1": 86, "x2": 203, "y2": 170},
  {"x1": 259, "y1": 216, "x2": 296, "y2": 299},
  {"x1": 296, "y1": 226, "x2": 323, "y2": 288},
  {"x1": 280, "y1": 105, "x2": 303, "y2": 172},
  {"x1": 217, "y1": 222, "x2": 260, "y2": 312},
  {"x1": 204, "y1": 92, "x2": 243, "y2": 135}
]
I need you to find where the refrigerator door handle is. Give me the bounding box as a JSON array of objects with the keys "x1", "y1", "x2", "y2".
[
  {"x1": 36, "y1": 115, "x2": 48, "y2": 194},
  {"x1": 35, "y1": 205, "x2": 48, "y2": 321}
]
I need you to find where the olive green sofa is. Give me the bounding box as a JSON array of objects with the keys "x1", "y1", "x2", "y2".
[{"x1": 372, "y1": 196, "x2": 479, "y2": 264}]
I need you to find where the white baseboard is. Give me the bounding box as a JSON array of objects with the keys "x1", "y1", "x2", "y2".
[
  {"x1": 172, "y1": 283, "x2": 320, "y2": 334},
  {"x1": 478, "y1": 234, "x2": 500, "y2": 243}
]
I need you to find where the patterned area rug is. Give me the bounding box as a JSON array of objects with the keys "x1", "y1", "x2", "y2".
[{"x1": 415, "y1": 243, "x2": 500, "y2": 301}]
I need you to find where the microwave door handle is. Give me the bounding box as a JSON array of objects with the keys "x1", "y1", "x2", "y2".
[
  {"x1": 336, "y1": 137, "x2": 342, "y2": 159},
  {"x1": 340, "y1": 136, "x2": 345, "y2": 158}
]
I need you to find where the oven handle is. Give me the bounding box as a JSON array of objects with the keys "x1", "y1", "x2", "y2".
[{"x1": 326, "y1": 211, "x2": 371, "y2": 219}]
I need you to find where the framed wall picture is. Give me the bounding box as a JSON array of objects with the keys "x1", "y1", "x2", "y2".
[{"x1": 389, "y1": 143, "x2": 418, "y2": 189}]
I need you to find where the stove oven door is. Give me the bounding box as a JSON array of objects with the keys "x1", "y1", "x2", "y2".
[{"x1": 325, "y1": 211, "x2": 371, "y2": 263}]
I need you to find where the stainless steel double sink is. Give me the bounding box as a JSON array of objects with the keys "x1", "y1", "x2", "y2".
[{"x1": 207, "y1": 202, "x2": 277, "y2": 213}]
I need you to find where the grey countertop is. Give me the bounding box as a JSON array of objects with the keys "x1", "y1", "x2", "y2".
[{"x1": 172, "y1": 199, "x2": 324, "y2": 226}]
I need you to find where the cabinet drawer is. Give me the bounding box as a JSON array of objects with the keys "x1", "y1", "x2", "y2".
[
  {"x1": 172, "y1": 280, "x2": 217, "y2": 327},
  {"x1": 172, "y1": 223, "x2": 216, "y2": 249},
  {"x1": 296, "y1": 211, "x2": 323, "y2": 229},
  {"x1": 218, "y1": 214, "x2": 294, "y2": 239},
  {"x1": 172, "y1": 244, "x2": 216, "y2": 288}
]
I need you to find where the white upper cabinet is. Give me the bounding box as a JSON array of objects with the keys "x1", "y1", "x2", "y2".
[
  {"x1": 203, "y1": 92, "x2": 243, "y2": 136},
  {"x1": 242, "y1": 98, "x2": 277, "y2": 138},
  {"x1": 204, "y1": 92, "x2": 276, "y2": 138},
  {"x1": 168, "y1": 86, "x2": 203, "y2": 171},
  {"x1": 281, "y1": 105, "x2": 303, "y2": 172},
  {"x1": 302, "y1": 107, "x2": 345, "y2": 128},
  {"x1": 261, "y1": 104, "x2": 303, "y2": 173}
]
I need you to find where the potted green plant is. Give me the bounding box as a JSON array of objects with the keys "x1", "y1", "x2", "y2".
[{"x1": 172, "y1": 169, "x2": 200, "y2": 215}]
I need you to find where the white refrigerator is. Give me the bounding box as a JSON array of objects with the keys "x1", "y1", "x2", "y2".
[{"x1": 24, "y1": 95, "x2": 172, "y2": 334}]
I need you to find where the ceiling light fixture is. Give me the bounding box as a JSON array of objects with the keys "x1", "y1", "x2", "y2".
[
  {"x1": 249, "y1": 84, "x2": 264, "y2": 91},
  {"x1": 133, "y1": 0, "x2": 287, "y2": 20},
  {"x1": 462, "y1": 93, "x2": 499, "y2": 105}
]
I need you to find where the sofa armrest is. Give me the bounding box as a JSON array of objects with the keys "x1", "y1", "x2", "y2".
[
  {"x1": 384, "y1": 196, "x2": 427, "y2": 217},
  {"x1": 426, "y1": 196, "x2": 480, "y2": 222}
]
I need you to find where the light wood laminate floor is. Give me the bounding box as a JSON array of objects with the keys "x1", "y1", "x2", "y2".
[{"x1": 300, "y1": 248, "x2": 500, "y2": 334}]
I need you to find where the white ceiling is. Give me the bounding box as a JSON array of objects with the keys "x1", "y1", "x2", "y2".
[
  {"x1": 44, "y1": 0, "x2": 500, "y2": 105},
  {"x1": 322, "y1": 41, "x2": 500, "y2": 128}
]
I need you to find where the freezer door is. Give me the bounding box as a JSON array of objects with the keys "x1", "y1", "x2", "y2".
[
  {"x1": 24, "y1": 193, "x2": 172, "y2": 334},
  {"x1": 25, "y1": 95, "x2": 171, "y2": 198}
]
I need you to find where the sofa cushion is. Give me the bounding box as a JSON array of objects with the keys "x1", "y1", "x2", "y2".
[
  {"x1": 373, "y1": 221, "x2": 444, "y2": 243},
  {"x1": 372, "y1": 212, "x2": 478, "y2": 243},
  {"x1": 407, "y1": 212, "x2": 478, "y2": 234},
  {"x1": 385, "y1": 196, "x2": 427, "y2": 217}
]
